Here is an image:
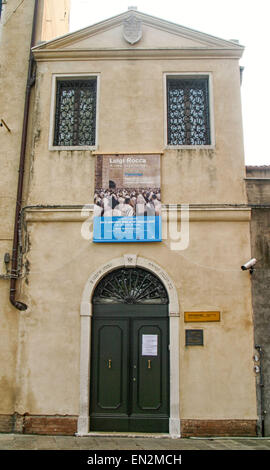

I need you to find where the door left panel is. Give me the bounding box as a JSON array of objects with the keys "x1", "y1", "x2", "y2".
[{"x1": 90, "y1": 318, "x2": 130, "y2": 431}]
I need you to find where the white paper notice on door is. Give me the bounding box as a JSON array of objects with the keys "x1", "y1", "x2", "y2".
[{"x1": 142, "y1": 335, "x2": 158, "y2": 356}]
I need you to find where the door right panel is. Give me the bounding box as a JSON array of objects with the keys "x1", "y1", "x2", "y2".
[{"x1": 130, "y1": 318, "x2": 169, "y2": 432}]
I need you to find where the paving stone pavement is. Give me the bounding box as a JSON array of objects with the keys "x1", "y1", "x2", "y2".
[{"x1": 0, "y1": 433, "x2": 270, "y2": 451}]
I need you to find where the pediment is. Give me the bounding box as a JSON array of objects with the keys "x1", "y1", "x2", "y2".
[{"x1": 33, "y1": 10, "x2": 244, "y2": 58}]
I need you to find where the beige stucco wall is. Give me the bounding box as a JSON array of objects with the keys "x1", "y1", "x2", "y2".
[
  {"x1": 15, "y1": 211, "x2": 256, "y2": 420},
  {"x1": 27, "y1": 55, "x2": 246, "y2": 206}
]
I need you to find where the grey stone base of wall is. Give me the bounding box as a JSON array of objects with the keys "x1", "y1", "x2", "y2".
[{"x1": 0, "y1": 415, "x2": 258, "y2": 437}]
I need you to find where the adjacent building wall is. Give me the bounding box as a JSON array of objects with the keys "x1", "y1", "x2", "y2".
[
  {"x1": 36, "y1": 0, "x2": 70, "y2": 43},
  {"x1": 0, "y1": 0, "x2": 70, "y2": 432},
  {"x1": 0, "y1": 0, "x2": 37, "y2": 432},
  {"x1": 246, "y1": 166, "x2": 270, "y2": 436}
]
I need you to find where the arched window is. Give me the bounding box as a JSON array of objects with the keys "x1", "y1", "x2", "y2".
[{"x1": 92, "y1": 267, "x2": 169, "y2": 304}]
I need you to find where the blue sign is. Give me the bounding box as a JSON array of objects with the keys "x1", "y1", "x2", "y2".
[
  {"x1": 93, "y1": 216, "x2": 162, "y2": 242},
  {"x1": 93, "y1": 154, "x2": 162, "y2": 243}
]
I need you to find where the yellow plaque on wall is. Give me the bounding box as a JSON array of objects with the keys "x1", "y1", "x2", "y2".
[{"x1": 184, "y1": 311, "x2": 220, "y2": 322}]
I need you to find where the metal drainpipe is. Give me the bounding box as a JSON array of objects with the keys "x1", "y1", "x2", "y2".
[
  {"x1": 255, "y1": 345, "x2": 265, "y2": 437},
  {"x1": 10, "y1": 0, "x2": 39, "y2": 311}
]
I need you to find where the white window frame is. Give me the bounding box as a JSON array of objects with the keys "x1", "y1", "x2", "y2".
[
  {"x1": 164, "y1": 72, "x2": 215, "y2": 149},
  {"x1": 49, "y1": 73, "x2": 100, "y2": 151}
]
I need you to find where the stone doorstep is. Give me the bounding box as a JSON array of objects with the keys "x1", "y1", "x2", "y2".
[{"x1": 76, "y1": 432, "x2": 170, "y2": 439}]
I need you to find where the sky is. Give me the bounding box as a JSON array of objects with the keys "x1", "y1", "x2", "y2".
[{"x1": 69, "y1": 0, "x2": 270, "y2": 166}]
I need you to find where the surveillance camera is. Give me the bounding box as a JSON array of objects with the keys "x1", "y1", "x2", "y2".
[{"x1": 241, "y1": 258, "x2": 257, "y2": 271}]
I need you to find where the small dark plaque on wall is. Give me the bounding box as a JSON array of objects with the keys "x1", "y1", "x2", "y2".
[{"x1": 185, "y1": 329, "x2": 204, "y2": 346}]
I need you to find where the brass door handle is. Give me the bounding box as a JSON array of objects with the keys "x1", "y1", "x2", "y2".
[
  {"x1": 108, "y1": 359, "x2": 112, "y2": 369},
  {"x1": 148, "y1": 360, "x2": 151, "y2": 369}
]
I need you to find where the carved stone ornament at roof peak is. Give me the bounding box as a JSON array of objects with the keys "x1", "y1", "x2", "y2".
[{"x1": 123, "y1": 13, "x2": 142, "y2": 45}]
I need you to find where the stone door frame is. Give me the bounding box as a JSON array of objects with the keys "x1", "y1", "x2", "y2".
[{"x1": 77, "y1": 254, "x2": 180, "y2": 438}]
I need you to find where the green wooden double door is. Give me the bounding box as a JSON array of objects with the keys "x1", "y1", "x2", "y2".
[{"x1": 90, "y1": 305, "x2": 169, "y2": 433}]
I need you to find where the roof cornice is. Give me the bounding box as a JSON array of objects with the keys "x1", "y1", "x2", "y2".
[{"x1": 33, "y1": 47, "x2": 244, "y2": 62}]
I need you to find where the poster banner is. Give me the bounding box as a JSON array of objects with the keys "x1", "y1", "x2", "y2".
[{"x1": 93, "y1": 154, "x2": 162, "y2": 242}]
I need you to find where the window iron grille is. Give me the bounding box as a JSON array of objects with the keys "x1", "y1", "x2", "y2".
[
  {"x1": 54, "y1": 79, "x2": 96, "y2": 147},
  {"x1": 93, "y1": 268, "x2": 169, "y2": 304},
  {"x1": 167, "y1": 77, "x2": 211, "y2": 146}
]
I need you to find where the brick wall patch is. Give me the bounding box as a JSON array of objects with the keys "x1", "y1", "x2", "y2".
[{"x1": 181, "y1": 419, "x2": 257, "y2": 437}]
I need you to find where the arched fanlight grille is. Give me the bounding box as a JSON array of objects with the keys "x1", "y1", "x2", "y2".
[{"x1": 93, "y1": 268, "x2": 169, "y2": 304}]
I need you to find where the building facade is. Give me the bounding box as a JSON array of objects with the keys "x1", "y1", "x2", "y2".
[{"x1": 0, "y1": 4, "x2": 258, "y2": 437}]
